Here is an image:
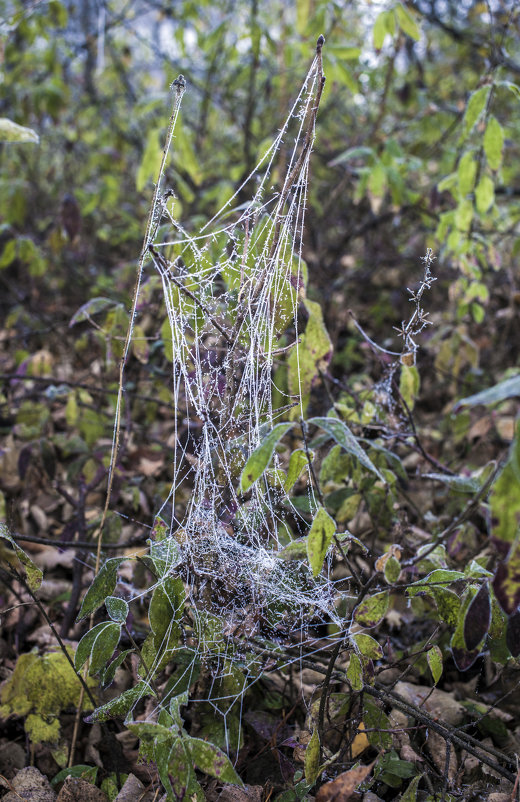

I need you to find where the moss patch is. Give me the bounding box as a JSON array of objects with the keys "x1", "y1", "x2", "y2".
[{"x1": 0, "y1": 649, "x2": 96, "y2": 745}]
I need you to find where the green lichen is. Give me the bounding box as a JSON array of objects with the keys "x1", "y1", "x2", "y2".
[
  {"x1": 25, "y1": 713, "x2": 60, "y2": 744},
  {"x1": 0, "y1": 649, "x2": 96, "y2": 745}
]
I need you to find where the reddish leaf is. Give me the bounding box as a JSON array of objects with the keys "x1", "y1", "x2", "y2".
[
  {"x1": 463, "y1": 582, "x2": 491, "y2": 650},
  {"x1": 493, "y1": 552, "x2": 520, "y2": 616},
  {"x1": 451, "y1": 645, "x2": 480, "y2": 672},
  {"x1": 506, "y1": 609, "x2": 520, "y2": 657}
]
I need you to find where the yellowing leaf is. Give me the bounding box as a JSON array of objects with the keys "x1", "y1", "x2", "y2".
[
  {"x1": 395, "y1": 4, "x2": 420, "y2": 41},
  {"x1": 305, "y1": 729, "x2": 321, "y2": 784},
  {"x1": 285, "y1": 448, "x2": 309, "y2": 491},
  {"x1": 373, "y1": 11, "x2": 388, "y2": 50},
  {"x1": 484, "y1": 116, "x2": 504, "y2": 170},
  {"x1": 457, "y1": 151, "x2": 477, "y2": 196},
  {"x1": 475, "y1": 174, "x2": 495, "y2": 213},
  {"x1": 0, "y1": 524, "x2": 43, "y2": 593},
  {"x1": 455, "y1": 198, "x2": 474, "y2": 232},
  {"x1": 427, "y1": 645, "x2": 443, "y2": 684},
  {"x1": 375, "y1": 544, "x2": 402, "y2": 572},
  {"x1": 296, "y1": 0, "x2": 310, "y2": 34},
  {"x1": 307, "y1": 506, "x2": 336, "y2": 577},
  {"x1": 351, "y1": 722, "x2": 370, "y2": 758},
  {"x1": 347, "y1": 652, "x2": 363, "y2": 691},
  {"x1": 288, "y1": 299, "x2": 332, "y2": 418},
  {"x1": 132, "y1": 324, "x2": 150, "y2": 364},
  {"x1": 460, "y1": 85, "x2": 490, "y2": 141},
  {"x1": 354, "y1": 591, "x2": 390, "y2": 628},
  {"x1": 373, "y1": 10, "x2": 394, "y2": 50},
  {"x1": 399, "y1": 365, "x2": 420, "y2": 411},
  {"x1": 351, "y1": 633, "x2": 383, "y2": 660}
]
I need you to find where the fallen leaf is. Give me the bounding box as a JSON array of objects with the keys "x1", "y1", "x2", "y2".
[
  {"x1": 218, "y1": 785, "x2": 263, "y2": 802},
  {"x1": 427, "y1": 730, "x2": 457, "y2": 783},
  {"x1": 1, "y1": 766, "x2": 56, "y2": 802},
  {"x1": 316, "y1": 761, "x2": 375, "y2": 802},
  {"x1": 351, "y1": 723, "x2": 370, "y2": 758},
  {"x1": 394, "y1": 682, "x2": 465, "y2": 726}
]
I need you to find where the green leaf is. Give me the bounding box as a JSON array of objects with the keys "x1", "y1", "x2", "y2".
[
  {"x1": 363, "y1": 697, "x2": 392, "y2": 749},
  {"x1": 427, "y1": 645, "x2": 443, "y2": 684},
  {"x1": 0, "y1": 117, "x2": 39, "y2": 143},
  {"x1": 306, "y1": 506, "x2": 336, "y2": 577},
  {"x1": 460, "y1": 85, "x2": 490, "y2": 141},
  {"x1": 373, "y1": 10, "x2": 392, "y2": 49},
  {"x1": 347, "y1": 652, "x2": 363, "y2": 690},
  {"x1": 309, "y1": 416, "x2": 386, "y2": 483},
  {"x1": 457, "y1": 151, "x2": 477, "y2": 196},
  {"x1": 399, "y1": 365, "x2": 420, "y2": 411},
  {"x1": 239, "y1": 422, "x2": 294, "y2": 493},
  {"x1": 489, "y1": 421, "x2": 520, "y2": 550},
  {"x1": 285, "y1": 448, "x2": 309, "y2": 491},
  {"x1": 277, "y1": 538, "x2": 308, "y2": 561},
  {"x1": 189, "y1": 737, "x2": 243, "y2": 784},
  {"x1": 354, "y1": 591, "x2": 390, "y2": 628},
  {"x1": 384, "y1": 555, "x2": 401, "y2": 584},
  {"x1": 422, "y1": 473, "x2": 481, "y2": 493},
  {"x1": 455, "y1": 374, "x2": 520, "y2": 408},
  {"x1": 498, "y1": 79, "x2": 520, "y2": 99},
  {"x1": 395, "y1": 4, "x2": 420, "y2": 41},
  {"x1": 475, "y1": 174, "x2": 495, "y2": 214},
  {"x1": 0, "y1": 524, "x2": 43, "y2": 592},
  {"x1": 100, "y1": 649, "x2": 133, "y2": 689},
  {"x1": 484, "y1": 116, "x2": 504, "y2": 170},
  {"x1": 166, "y1": 738, "x2": 204, "y2": 801},
  {"x1": 330, "y1": 146, "x2": 374, "y2": 167},
  {"x1": 352, "y1": 633, "x2": 383, "y2": 660},
  {"x1": 400, "y1": 775, "x2": 421, "y2": 802},
  {"x1": 428, "y1": 586, "x2": 461, "y2": 627},
  {"x1": 412, "y1": 568, "x2": 465, "y2": 585},
  {"x1": 105, "y1": 596, "x2": 129, "y2": 623},
  {"x1": 85, "y1": 680, "x2": 153, "y2": 723},
  {"x1": 51, "y1": 765, "x2": 98, "y2": 786},
  {"x1": 75, "y1": 621, "x2": 121, "y2": 675},
  {"x1": 288, "y1": 299, "x2": 332, "y2": 418},
  {"x1": 76, "y1": 558, "x2": 125, "y2": 621},
  {"x1": 142, "y1": 576, "x2": 185, "y2": 676},
  {"x1": 0, "y1": 239, "x2": 17, "y2": 268},
  {"x1": 451, "y1": 585, "x2": 482, "y2": 670},
  {"x1": 69, "y1": 297, "x2": 120, "y2": 327},
  {"x1": 304, "y1": 730, "x2": 321, "y2": 785}
]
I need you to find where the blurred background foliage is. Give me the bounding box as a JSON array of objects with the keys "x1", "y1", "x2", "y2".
[{"x1": 0, "y1": 0, "x2": 519, "y2": 537}]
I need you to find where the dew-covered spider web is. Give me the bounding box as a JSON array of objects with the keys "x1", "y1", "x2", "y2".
[{"x1": 114, "y1": 39, "x2": 350, "y2": 748}]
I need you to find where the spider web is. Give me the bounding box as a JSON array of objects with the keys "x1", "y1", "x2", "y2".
[{"x1": 124, "y1": 43, "x2": 348, "y2": 748}]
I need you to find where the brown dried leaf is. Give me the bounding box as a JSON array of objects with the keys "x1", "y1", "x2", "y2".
[
  {"x1": 426, "y1": 731, "x2": 457, "y2": 783},
  {"x1": 113, "y1": 773, "x2": 155, "y2": 802},
  {"x1": 1, "y1": 766, "x2": 56, "y2": 802},
  {"x1": 394, "y1": 682, "x2": 465, "y2": 726},
  {"x1": 56, "y1": 776, "x2": 108, "y2": 802},
  {"x1": 316, "y1": 762, "x2": 375, "y2": 802},
  {"x1": 218, "y1": 785, "x2": 263, "y2": 802}
]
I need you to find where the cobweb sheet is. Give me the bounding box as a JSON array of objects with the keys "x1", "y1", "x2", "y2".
[{"x1": 127, "y1": 44, "x2": 348, "y2": 740}]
